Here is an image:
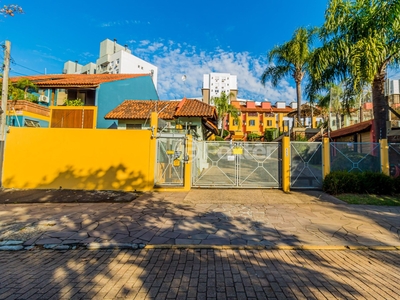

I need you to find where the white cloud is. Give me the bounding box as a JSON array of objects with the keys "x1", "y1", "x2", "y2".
[{"x1": 133, "y1": 40, "x2": 297, "y2": 104}]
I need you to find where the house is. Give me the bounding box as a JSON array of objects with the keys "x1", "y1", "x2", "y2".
[
  {"x1": 6, "y1": 100, "x2": 50, "y2": 128},
  {"x1": 104, "y1": 98, "x2": 218, "y2": 140},
  {"x1": 329, "y1": 119, "x2": 375, "y2": 142},
  {"x1": 226, "y1": 100, "x2": 295, "y2": 140},
  {"x1": 8, "y1": 73, "x2": 159, "y2": 129}
]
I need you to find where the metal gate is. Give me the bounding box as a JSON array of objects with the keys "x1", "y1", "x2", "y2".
[
  {"x1": 192, "y1": 141, "x2": 281, "y2": 188},
  {"x1": 290, "y1": 142, "x2": 323, "y2": 189},
  {"x1": 155, "y1": 136, "x2": 186, "y2": 187}
]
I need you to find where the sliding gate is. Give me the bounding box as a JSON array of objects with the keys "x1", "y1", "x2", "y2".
[{"x1": 192, "y1": 141, "x2": 281, "y2": 188}]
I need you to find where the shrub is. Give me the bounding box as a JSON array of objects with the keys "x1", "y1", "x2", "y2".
[
  {"x1": 214, "y1": 136, "x2": 225, "y2": 141},
  {"x1": 64, "y1": 99, "x2": 84, "y2": 106},
  {"x1": 323, "y1": 171, "x2": 360, "y2": 195},
  {"x1": 358, "y1": 172, "x2": 395, "y2": 195},
  {"x1": 394, "y1": 176, "x2": 400, "y2": 194},
  {"x1": 323, "y1": 171, "x2": 397, "y2": 195}
]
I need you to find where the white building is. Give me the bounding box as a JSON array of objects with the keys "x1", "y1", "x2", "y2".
[
  {"x1": 63, "y1": 39, "x2": 158, "y2": 88},
  {"x1": 201, "y1": 72, "x2": 238, "y2": 105}
]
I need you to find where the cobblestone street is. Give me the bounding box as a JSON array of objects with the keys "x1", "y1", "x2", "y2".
[{"x1": 1, "y1": 248, "x2": 400, "y2": 299}]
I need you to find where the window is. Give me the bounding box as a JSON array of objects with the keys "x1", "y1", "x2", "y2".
[
  {"x1": 24, "y1": 119, "x2": 40, "y2": 127},
  {"x1": 233, "y1": 120, "x2": 238, "y2": 126},
  {"x1": 249, "y1": 120, "x2": 256, "y2": 126},
  {"x1": 248, "y1": 113, "x2": 258, "y2": 117},
  {"x1": 126, "y1": 124, "x2": 142, "y2": 130},
  {"x1": 267, "y1": 120, "x2": 272, "y2": 126}
]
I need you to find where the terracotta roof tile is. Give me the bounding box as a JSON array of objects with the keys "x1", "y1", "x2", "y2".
[
  {"x1": 105, "y1": 98, "x2": 217, "y2": 120},
  {"x1": 105, "y1": 100, "x2": 179, "y2": 120},
  {"x1": 175, "y1": 98, "x2": 216, "y2": 118},
  {"x1": 9, "y1": 74, "x2": 149, "y2": 87}
]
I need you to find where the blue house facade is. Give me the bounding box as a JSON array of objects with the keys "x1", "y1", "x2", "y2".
[{"x1": 9, "y1": 74, "x2": 159, "y2": 129}]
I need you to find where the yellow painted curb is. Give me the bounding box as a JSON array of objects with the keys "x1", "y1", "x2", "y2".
[{"x1": 144, "y1": 244, "x2": 400, "y2": 251}]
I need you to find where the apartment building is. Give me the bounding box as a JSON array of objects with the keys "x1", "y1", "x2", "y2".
[
  {"x1": 63, "y1": 39, "x2": 158, "y2": 88},
  {"x1": 201, "y1": 72, "x2": 238, "y2": 105}
]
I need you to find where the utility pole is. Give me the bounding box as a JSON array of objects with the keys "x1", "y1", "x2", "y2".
[
  {"x1": 0, "y1": 40, "x2": 10, "y2": 187},
  {"x1": 1, "y1": 40, "x2": 10, "y2": 141}
]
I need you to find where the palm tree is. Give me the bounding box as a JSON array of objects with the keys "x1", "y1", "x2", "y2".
[
  {"x1": 261, "y1": 27, "x2": 317, "y2": 126},
  {"x1": 309, "y1": 0, "x2": 400, "y2": 139},
  {"x1": 212, "y1": 92, "x2": 239, "y2": 137}
]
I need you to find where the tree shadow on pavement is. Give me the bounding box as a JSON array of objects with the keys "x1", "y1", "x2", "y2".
[{"x1": 2, "y1": 192, "x2": 400, "y2": 299}]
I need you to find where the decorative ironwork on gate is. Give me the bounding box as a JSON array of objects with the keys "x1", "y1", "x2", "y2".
[
  {"x1": 330, "y1": 142, "x2": 381, "y2": 173},
  {"x1": 290, "y1": 142, "x2": 323, "y2": 189},
  {"x1": 192, "y1": 141, "x2": 281, "y2": 188},
  {"x1": 389, "y1": 143, "x2": 400, "y2": 178},
  {"x1": 155, "y1": 137, "x2": 186, "y2": 186}
]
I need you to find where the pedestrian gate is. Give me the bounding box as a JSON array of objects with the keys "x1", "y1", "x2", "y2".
[
  {"x1": 192, "y1": 141, "x2": 281, "y2": 188},
  {"x1": 155, "y1": 136, "x2": 186, "y2": 187}
]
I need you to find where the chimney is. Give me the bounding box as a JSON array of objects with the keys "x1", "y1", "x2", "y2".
[
  {"x1": 75, "y1": 60, "x2": 78, "y2": 72},
  {"x1": 114, "y1": 38, "x2": 117, "y2": 53}
]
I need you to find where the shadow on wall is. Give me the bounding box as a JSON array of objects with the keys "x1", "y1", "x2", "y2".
[
  {"x1": 3, "y1": 164, "x2": 149, "y2": 191},
  {"x1": 2, "y1": 193, "x2": 400, "y2": 298}
]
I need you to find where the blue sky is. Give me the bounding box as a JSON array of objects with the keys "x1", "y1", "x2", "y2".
[{"x1": 1, "y1": 0, "x2": 331, "y2": 102}]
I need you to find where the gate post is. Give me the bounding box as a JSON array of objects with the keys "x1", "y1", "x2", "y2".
[
  {"x1": 380, "y1": 139, "x2": 389, "y2": 176},
  {"x1": 322, "y1": 137, "x2": 330, "y2": 179},
  {"x1": 282, "y1": 136, "x2": 290, "y2": 192},
  {"x1": 183, "y1": 135, "x2": 192, "y2": 191},
  {"x1": 148, "y1": 112, "x2": 158, "y2": 191}
]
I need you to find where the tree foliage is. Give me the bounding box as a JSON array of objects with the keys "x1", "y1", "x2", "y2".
[
  {"x1": 261, "y1": 27, "x2": 317, "y2": 125},
  {"x1": 308, "y1": 0, "x2": 400, "y2": 139},
  {"x1": 212, "y1": 92, "x2": 239, "y2": 137}
]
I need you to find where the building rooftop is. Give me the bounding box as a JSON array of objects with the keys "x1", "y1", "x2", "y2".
[
  {"x1": 104, "y1": 98, "x2": 217, "y2": 120},
  {"x1": 9, "y1": 74, "x2": 150, "y2": 88}
]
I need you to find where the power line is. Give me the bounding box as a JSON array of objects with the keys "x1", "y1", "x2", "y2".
[
  {"x1": 12, "y1": 63, "x2": 43, "y2": 75},
  {"x1": 9, "y1": 70, "x2": 30, "y2": 77}
]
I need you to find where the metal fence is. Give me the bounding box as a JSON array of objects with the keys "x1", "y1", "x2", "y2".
[
  {"x1": 192, "y1": 141, "x2": 281, "y2": 188},
  {"x1": 330, "y1": 142, "x2": 381, "y2": 173},
  {"x1": 290, "y1": 142, "x2": 323, "y2": 189},
  {"x1": 389, "y1": 143, "x2": 400, "y2": 177},
  {"x1": 155, "y1": 137, "x2": 186, "y2": 186}
]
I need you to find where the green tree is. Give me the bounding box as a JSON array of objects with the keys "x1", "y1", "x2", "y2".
[
  {"x1": 15, "y1": 78, "x2": 37, "y2": 100},
  {"x1": 261, "y1": 27, "x2": 317, "y2": 126},
  {"x1": 309, "y1": 0, "x2": 400, "y2": 139},
  {"x1": 212, "y1": 92, "x2": 239, "y2": 137}
]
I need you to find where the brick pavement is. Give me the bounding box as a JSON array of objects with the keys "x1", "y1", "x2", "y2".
[{"x1": 0, "y1": 248, "x2": 400, "y2": 299}]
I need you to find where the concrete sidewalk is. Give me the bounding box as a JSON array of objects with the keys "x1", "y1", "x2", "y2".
[{"x1": 1, "y1": 189, "x2": 400, "y2": 250}]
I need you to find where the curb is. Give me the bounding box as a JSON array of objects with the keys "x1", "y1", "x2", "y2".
[{"x1": 1, "y1": 241, "x2": 400, "y2": 251}]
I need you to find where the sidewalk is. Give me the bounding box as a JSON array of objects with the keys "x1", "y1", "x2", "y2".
[{"x1": 1, "y1": 189, "x2": 400, "y2": 250}]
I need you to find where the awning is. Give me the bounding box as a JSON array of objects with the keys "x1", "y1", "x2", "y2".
[{"x1": 203, "y1": 119, "x2": 219, "y2": 135}]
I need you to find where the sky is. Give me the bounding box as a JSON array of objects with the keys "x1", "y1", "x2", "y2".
[{"x1": 1, "y1": 0, "x2": 333, "y2": 103}]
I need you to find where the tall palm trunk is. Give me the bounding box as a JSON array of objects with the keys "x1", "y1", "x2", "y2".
[
  {"x1": 295, "y1": 80, "x2": 302, "y2": 126},
  {"x1": 372, "y1": 72, "x2": 388, "y2": 140}
]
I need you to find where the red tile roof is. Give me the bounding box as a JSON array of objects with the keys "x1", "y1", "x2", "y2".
[
  {"x1": 9, "y1": 74, "x2": 150, "y2": 87},
  {"x1": 104, "y1": 98, "x2": 217, "y2": 120},
  {"x1": 330, "y1": 120, "x2": 373, "y2": 138}
]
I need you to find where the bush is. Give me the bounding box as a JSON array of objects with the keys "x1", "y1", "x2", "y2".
[
  {"x1": 393, "y1": 175, "x2": 400, "y2": 194},
  {"x1": 214, "y1": 136, "x2": 225, "y2": 141},
  {"x1": 323, "y1": 171, "x2": 360, "y2": 195},
  {"x1": 358, "y1": 172, "x2": 395, "y2": 195},
  {"x1": 323, "y1": 171, "x2": 396, "y2": 195}
]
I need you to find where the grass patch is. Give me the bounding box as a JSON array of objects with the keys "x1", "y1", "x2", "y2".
[{"x1": 336, "y1": 194, "x2": 400, "y2": 206}]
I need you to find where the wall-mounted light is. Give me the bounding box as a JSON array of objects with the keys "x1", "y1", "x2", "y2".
[
  {"x1": 243, "y1": 121, "x2": 247, "y2": 126},
  {"x1": 260, "y1": 122, "x2": 264, "y2": 126}
]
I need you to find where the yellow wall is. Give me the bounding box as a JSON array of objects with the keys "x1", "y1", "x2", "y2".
[{"x1": 3, "y1": 127, "x2": 156, "y2": 191}]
